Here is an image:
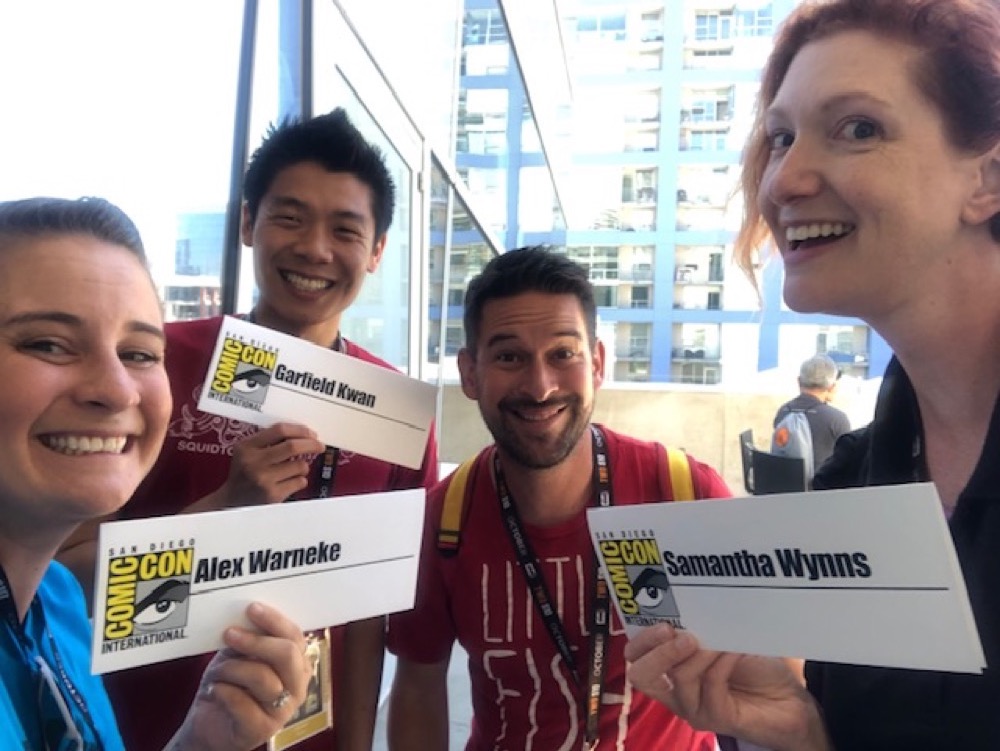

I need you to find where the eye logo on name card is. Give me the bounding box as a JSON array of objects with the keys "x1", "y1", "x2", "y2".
[
  {"x1": 207, "y1": 335, "x2": 278, "y2": 411},
  {"x1": 101, "y1": 546, "x2": 194, "y2": 655},
  {"x1": 598, "y1": 535, "x2": 683, "y2": 628}
]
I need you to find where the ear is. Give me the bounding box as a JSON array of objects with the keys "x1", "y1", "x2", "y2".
[
  {"x1": 239, "y1": 203, "x2": 255, "y2": 247},
  {"x1": 592, "y1": 338, "x2": 606, "y2": 390},
  {"x1": 367, "y1": 233, "x2": 388, "y2": 274},
  {"x1": 962, "y1": 142, "x2": 1000, "y2": 227},
  {"x1": 457, "y1": 347, "x2": 479, "y2": 400}
]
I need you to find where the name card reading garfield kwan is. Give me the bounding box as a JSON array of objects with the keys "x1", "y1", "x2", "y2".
[
  {"x1": 198, "y1": 316, "x2": 436, "y2": 469},
  {"x1": 91, "y1": 489, "x2": 424, "y2": 674},
  {"x1": 587, "y1": 484, "x2": 986, "y2": 674}
]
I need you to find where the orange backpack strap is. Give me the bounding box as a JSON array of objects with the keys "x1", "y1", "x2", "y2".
[
  {"x1": 437, "y1": 449, "x2": 487, "y2": 557},
  {"x1": 657, "y1": 444, "x2": 697, "y2": 502}
]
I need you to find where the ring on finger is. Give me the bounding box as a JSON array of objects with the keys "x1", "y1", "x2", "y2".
[{"x1": 271, "y1": 688, "x2": 292, "y2": 710}]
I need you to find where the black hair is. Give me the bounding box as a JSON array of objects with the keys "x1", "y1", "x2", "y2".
[
  {"x1": 462, "y1": 246, "x2": 597, "y2": 352},
  {"x1": 242, "y1": 108, "x2": 396, "y2": 239}
]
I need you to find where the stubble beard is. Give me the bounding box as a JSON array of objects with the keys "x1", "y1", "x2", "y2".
[{"x1": 483, "y1": 395, "x2": 593, "y2": 470}]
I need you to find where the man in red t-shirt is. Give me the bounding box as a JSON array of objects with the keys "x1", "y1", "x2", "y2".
[
  {"x1": 387, "y1": 248, "x2": 729, "y2": 750},
  {"x1": 60, "y1": 109, "x2": 437, "y2": 751}
]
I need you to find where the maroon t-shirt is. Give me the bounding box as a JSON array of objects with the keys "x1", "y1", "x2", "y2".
[{"x1": 106, "y1": 316, "x2": 438, "y2": 751}]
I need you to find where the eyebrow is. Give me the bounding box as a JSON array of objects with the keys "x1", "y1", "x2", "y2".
[
  {"x1": 1, "y1": 310, "x2": 166, "y2": 342},
  {"x1": 484, "y1": 330, "x2": 584, "y2": 349},
  {"x1": 767, "y1": 91, "x2": 893, "y2": 120}
]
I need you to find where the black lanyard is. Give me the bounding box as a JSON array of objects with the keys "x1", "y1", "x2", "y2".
[
  {"x1": 244, "y1": 311, "x2": 344, "y2": 501},
  {"x1": 0, "y1": 564, "x2": 102, "y2": 749},
  {"x1": 312, "y1": 331, "x2": 343, "y2": 498},
  {"x1": 313, "y1": 446, "x2": 341, "y2": 498},
  {"x1": 494, "y1": 424, "x2": 612, "y2": 749}
]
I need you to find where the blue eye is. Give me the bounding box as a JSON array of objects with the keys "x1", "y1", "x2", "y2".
[
  {"x1": 838, "y1": 119, "x2": 881, "y2": 141},
  {"x1": 768, "y1": 131, "x2": 794, "y2": 150}
]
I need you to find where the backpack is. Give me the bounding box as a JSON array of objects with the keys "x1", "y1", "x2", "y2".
[
  {"x1": 771, "y1": 408, "x2": 814, "y2": 482},
  {"x1": 437, "y1": 443, "x2": 696, "y2": 556}
]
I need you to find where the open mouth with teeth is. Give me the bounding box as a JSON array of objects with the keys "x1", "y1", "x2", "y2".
[
  {"x1": 785, "y1": 222, "x2": 855, "y2": 251},
  {"x1": 282, "y1": 270, "x2": 333, "y2": 292},
  {"x1": 510, "y1": 404, "x2": 566, "y2": 423},
  {"x1": 41, "y1": 435, "x2": 129, "y2": 455},
  {"x1": 502, "y1": 397, "x2": 573, "y2": 426}
]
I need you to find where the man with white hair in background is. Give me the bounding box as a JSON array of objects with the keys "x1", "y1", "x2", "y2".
[{"x1": 773, "y1": 354, "x2": 852, "y2": 480}]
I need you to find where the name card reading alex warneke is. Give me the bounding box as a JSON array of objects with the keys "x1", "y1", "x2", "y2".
[
  {"x1": 92, "y1": 489, "x2": 424, "y2": 674},
  {"x1": 197, "y1": 316, "x2": 436, "y2": 469},
  {"x1": 587, "y1": 484, "x2": 985, "y2": 673}
]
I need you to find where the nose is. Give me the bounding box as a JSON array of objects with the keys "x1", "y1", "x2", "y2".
[
  {"x1": 295, "y1": 221, "x2": 334, "y2": 263},
  {"x1": 75, "y1": 352, "x2": 142, "y2": 412},
  {"x1": 520, "y1": 356, "x2": 560, "y2": 404},
  {"x1": 762, "y1": 138, "x2": 823, "y2": 208}
]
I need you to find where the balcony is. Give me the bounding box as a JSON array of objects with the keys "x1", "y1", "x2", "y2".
[
  {"x1": 619, "y1": 268, "x2": 653, "y2": 283},
  {"x1": 616, "y1": 346, "x2": 652, "y2": 360},
  {"x1": 674, "y1": 267, "x2": 723, "y2": 285},
  {"x1": 622, "y1": 186, "x2": 657, "y2": 204},
  {"x1": 672, "y1": 347, "x2": 721, "y2": 362}
]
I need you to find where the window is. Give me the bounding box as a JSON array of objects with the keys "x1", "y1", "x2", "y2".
[
  {"x1": 682, "y1": 89, "x2": 733, "y2": 123},
  {"x1": 640, "y1": 10, "x2": 663, "y2": 42},
  {"x1": 457, "y1": 89, "x2": 508, "y2": 155},
  {"x1": 576, "y1": 12, "x2": 626, "y2": 41},
  {"x1": 624, "y1": 128, "x2": 659, "y2": 152},
  {"x1": 694, "y1": 11, "x2": 733, "y2": 41},
  {"x1": 631, "y1": 287, "x2": 651, "y2": 309},
  {"x1": 464, "y1": 9, "x2": 508, "y2": 45},
  {"x1": 688, "y1": 130, "x2": 729, "y2": 151},
  {"x1": 568, "y1": 245, "x2": 620, "y2": 281},
  {"x1": 624, "y1": 89, "x2": 661, "y2": 123},
  {"x1": 737, "y1": 5, "x2": 773, "y2": 37},
  {"x1": 709, "y1": 252, "x2": 724, "y2": 282},
  {"x1": 593, "y1": 286, "x2": 617, "y2": 307},
  {"x1": 622, "y1": 167, "x2": 657, "y2": 203},
  {"x1": 629, "y1": 329, "x2": 651, "y2": 356}
]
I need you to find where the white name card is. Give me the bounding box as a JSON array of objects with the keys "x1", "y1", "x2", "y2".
[
  {"x1": 91, "y1": 489, "x2": 424, "y2": 674},
  {"x1": 588, "y1": 484, "x2": 985, "y2": 673},
  {"x1": 197, "y1": 316, "x2": 436, "y2": 469}
]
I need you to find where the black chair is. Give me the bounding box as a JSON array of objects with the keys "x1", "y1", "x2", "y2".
[
  {"x1": 739, "y1": 429, "x2": 807, "y2": 495},
  {"x1": 739, "y1": 429, "x2": 756, "y2": 493}
]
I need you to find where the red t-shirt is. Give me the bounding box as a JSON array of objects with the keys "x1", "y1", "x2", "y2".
[
  {"x1": 388, "y1": 427, "x2": 730, "y2": 750},
  {"x1": 106, "y1": 316, "x2": 438, "y2": 751}
]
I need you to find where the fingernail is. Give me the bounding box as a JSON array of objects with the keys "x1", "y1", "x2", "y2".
[
  {"x1": 248, "y1": 602, "x2": 265, "y2": 616},
  {"x1": 661, "y1": 673, "x2": 674, "y2": 691}
]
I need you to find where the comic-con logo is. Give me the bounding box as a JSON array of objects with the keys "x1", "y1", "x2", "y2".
[
  {"x1": 599, "y1": 537, "x2": 682, "y2": 628},
  {"x1": 207, "y1": 335, "x2": 277, "y2": 411},
  {"x1": 101, "y1": 547, "x2": 193, "y2": 654}
]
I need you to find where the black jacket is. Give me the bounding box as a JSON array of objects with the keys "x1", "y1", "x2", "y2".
[{"x1": 808, "y1": 358, "x2": 1000, "y2": 749}]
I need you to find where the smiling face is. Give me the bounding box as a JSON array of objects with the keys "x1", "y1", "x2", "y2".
[
  {"x1": 244, "y1": 161, "x2": 387, "y2": 346},
  {"x1": 0, "y1": 235, "x2": 170, "y2": 536},
  {"x1": 458, "y1": 291, "x2": 604, "y2": 470},
  {"x1": 759, "y1": 29, "x2": 990, "y2": 321}
]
